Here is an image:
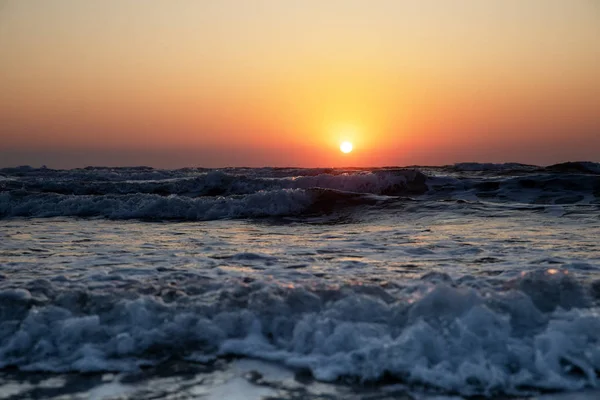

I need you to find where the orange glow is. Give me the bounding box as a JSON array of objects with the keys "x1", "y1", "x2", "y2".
[{"x1": 0, "y1": 1, "x2": 599, "y2": 168}]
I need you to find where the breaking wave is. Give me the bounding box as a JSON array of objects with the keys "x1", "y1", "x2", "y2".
[
  {"x1": 0, "y1": 168, "x2": 426, "y2": 197},
  {"x1": 0, "y1": 169, "x2": 425, "y2": 220},
  {"x1": 1, "y1": 163, "x2": 599, "y2": 221}
]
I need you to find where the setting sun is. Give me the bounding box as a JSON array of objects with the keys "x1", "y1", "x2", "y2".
[{"x1": 340, "y1": 141, "x2": 353, "y2": 154}]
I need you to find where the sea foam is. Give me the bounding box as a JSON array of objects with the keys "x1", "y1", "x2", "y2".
[{"x1": 0, "y1": 269, "x2": 599, "y2": 396}]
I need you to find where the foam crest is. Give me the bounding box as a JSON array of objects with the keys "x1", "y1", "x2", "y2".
[{"x1": 0, "y1": 270, "x2": 599, "y2": 396}]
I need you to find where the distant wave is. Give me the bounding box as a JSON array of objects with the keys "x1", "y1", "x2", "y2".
[
  {"x1": 449, "y1": 161, "x2": 600, "y2": 174},
  {"x1": 1, "y1": 162, "x2": 599, "y2": 220},
  {"x1": 450, "y1": 162, "x2": 538, "y2": 172}
]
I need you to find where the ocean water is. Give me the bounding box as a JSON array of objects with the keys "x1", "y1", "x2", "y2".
[{"x1": 1, "y1": 162, "x2": 600, "y2": 399}]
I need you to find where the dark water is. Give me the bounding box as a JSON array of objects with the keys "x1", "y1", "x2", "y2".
[{"x1": 0, "y1": 162, "x2": 599, "y2": 399}]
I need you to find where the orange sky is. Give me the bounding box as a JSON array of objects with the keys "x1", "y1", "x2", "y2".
[{"x1": 1, "y1": 0, "x2": 599, "y2": 168}]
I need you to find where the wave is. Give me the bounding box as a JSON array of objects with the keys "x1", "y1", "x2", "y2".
[
  {"x1": 0, "y1": 190, "x2": 310, "y2": 220},
  {"x1": 0, "y1": 169, "x2": 427, "y2": 197},
  {"x1": 0, "y1": 188, "x2": 397, "y2": 221},
  {"x1": 1, "y1": 269, "x2": 599, "y2": 396},
  {"x1": 449, "y1": 161, "x2": 600, "y2": 175},
  {"x1": 427, "y1": 173, "x2": 600, "y2": 205},
  {"x1": 1, "y1": 164, "x2": 599, "y2": 221},
  {"x1": 450, "y1": 162, "x2": 538, "y2": 172},
  {"x1": 544, "y1": 161, "x2": 600, "y2": 175},
  {"x1": 0, "y1": 169, "x2": 427, "y2": 221}
]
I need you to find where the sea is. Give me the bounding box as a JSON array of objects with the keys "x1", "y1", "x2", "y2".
[{"x1": 1, "y1": 161, "x2": 599, "y2": 400}]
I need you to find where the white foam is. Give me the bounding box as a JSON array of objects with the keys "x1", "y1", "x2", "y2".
[{"x1": 1, "y1": 271, "x2": 599, "y2": 396}]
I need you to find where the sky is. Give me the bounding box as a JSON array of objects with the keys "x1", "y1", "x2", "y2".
[{"x1": 1, "y1": 0, "x2": 599, "y2": 168}]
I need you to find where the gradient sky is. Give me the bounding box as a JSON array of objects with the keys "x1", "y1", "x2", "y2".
[{"x1": 1, "y1": 0, "x2": 599, "y2": 168}]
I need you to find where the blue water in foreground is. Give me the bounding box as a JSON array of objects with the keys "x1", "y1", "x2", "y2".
[{"x1": 1, "y1": 162, "x2": 599, "y2": 399}]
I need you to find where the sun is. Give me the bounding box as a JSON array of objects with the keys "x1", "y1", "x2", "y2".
[{"x1": 340, "y1": 141, "x2": 353, "y2": 154}]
